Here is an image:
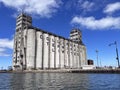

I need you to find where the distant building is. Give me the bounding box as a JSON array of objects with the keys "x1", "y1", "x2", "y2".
[
  {"x1": 81, "y1": 59, "x2": 95, "y2": 70},
  {"x1": 12, "y1": 13, "x2": 87, "y2": 70},
  {"x1": 88, "y1": 59, "x2": 94, "y2": 65}
]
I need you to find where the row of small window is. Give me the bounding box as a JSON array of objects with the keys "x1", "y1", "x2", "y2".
[
  {"x1": 70, "y1": 30, "x2": 80, "y2": 33},
  {"x1": 72, "y1": 38, "x2": 81, "y2": 41},
  {"x1": 17, "y1": 14, "x2": 31, "y2": 19},
  {"x1": 17, "y1": 18, "x2": 31, "y2": 23},
  {"x1": 17, "y1": 15, "x2": 26, "y2": 19},
  {"x1": 13, "y1": 57, "x2": 20, "y2": 59},
  {"x1": 40, "y1": 36, "x2": 80, "y2": 47},
  {"x1": 61, "y1": 51, "x2": 80, "y2": 56},
  {"x1": 16, "y1": 22, "x2": 30, "y2": 27},
  {"x1": 40, "y1": 35, "x2": 71, "y2": 45},
  {"x1": 13, "y1": 60, "x2": 22, "y2": 63},
  {"x1": 50, "y1": 48, "x2": 80, "y2": 54},
  {"x1": 40, "y1": 35, "x2": 55, "y2": 41},
  {"x1": 16, "y1": 40, "x2": 21, "y2": 44},
  {"x1": 52, "y1": 50, "x2": 79, "y2": 55},
  {"x1": 46, "y1": 42, "x2": 69, "y2": 49},
  {"x1": 16, "y1": 28, "x2": 22, "y2": 32},
  {"x1": 14, "y1": 49, "x2": 20, "y2": 53},
  {"x1": 46, "y1": 42, "x2": 80, "y2": 51},
  {"x1": 16, "y1": 23, "x2": 22, "y2": 27},
  {"x1": 70, "y1": 34, "x2": 80, "y2": 37}
]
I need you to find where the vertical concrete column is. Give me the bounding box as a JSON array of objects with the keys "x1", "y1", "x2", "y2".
[
  {"x1": 23, "y1": 29, "x2": 27, "y2": 69},
  {"x1": 68, "y1": 41, "x2": 70, "y2": 68},
  {"x1": 59, "y1": 38, "x2": 64, "y2": 68},
  {"x1": 80, "y1": 45, "x2": 83, "y2": 66},
  {"x1": 36, "y1": 31, "x2": 43, "y2": 69},
  {"x1": 43, "y1": 33, "x2": 49, "y2": 69},
  {"x1": 73, "y1": 43, "x2": 76, "y2": 68},
  {"x1": 82, "y1": 46, "x2": 87, "y2": 65},
  {"x1": 54, "y1": 37, "x2": 56, "y2": 69},
  {"x1": 76, "y1": 44, "x2": 79, "y2": 68},
  {"x1": 20, "y1": 37, "x2": 26, "y2": 69},
  {"x1": 23, "y1": 30, "x2": 27, "y2": 69},
  {"x1": 84, "y1": 47, "x2": 87, "y2": 65},
  {"x1": 73, "y1": 44, "x2": 75, "y2": 68},
  {"x1": 81, "y1": 46, "x2": 85, "y2": 66},
  {"x1": 55, "y1": 37, "x2": 60, "y2": 68},
  {"x1": 26, "y1": 29, "x2": 36, "y2": 70},
  {"x1": 49, "y1": 35, "x2": 55, "y2": 69},
  {"x1": 78, "y1": 44, "x2": 81, "y2": 68},
  {"x1": 64, "y1": 40, "x2": 67, "y2": 68},
  {"x1": 69, "y1": 41, "x2": 72, "y2": 68},
  {"x1": 71, "y1": 42, "x2": 74, "y2": 68},
  {"x1": 23, "y1": 29, "x2": 27, "y2": 48},
  {"x1": 62, "y1": 39, "x2": 65, "y2": 68},
  {"x1": 12, "y1": 39, "x2": 17, "y2": 70},
  {"x1": 64, "y1": 40, "x2": 69, "y2": 68},
  {"x1": 59, "y1": 38, "x2": 62, "y2": 68}
]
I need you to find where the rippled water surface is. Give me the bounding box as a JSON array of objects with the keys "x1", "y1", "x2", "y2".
[{"x1": 0, "y1": 73, "x2": 120, "y2": 90}]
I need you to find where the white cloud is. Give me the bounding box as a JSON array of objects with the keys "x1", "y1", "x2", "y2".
[
  {"x1": 0, "y1": 51, "x2": 10, "y2": 56},
  {"x1": 0, "y1": 38, "x2": 13, "y2": 49},
  {"x1": 71, "y1": 16, "x2": 120, "y2": 30},
  {"x1": 0, "y1": 48, "x2": 10, "y2": 56},
  {"x1": 64, "y1": 0, "x2": 94, "y2": 13},
  {"x1": 0, "y1": 38, "x2": 13, "y2": 56},
  {"x1": 0, "y1": 47, "x2": 11, "y2": 56},
  {"x1": 0, "y1": 48, "x2": 5, "y2": 52},
  {"x1": 0, "y1": 0, "x2": 61, "y2": 18},
  {"x1": 104, "y1": 2, "x2": 120, "y2": 14},
  {"x1": 80, "y1": 1, "x2": 94, "y2": 11}
]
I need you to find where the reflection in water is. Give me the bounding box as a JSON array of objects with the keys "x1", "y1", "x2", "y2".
[
  {"x1": 0, "y1": 73, "x2": 120, "y2": 90},
  {"x1": 10, "y1": 73, "x2": 88, "y2": 90},
  {"x1": 10, "y1": 73, "x2": 25, "y2": 89}
]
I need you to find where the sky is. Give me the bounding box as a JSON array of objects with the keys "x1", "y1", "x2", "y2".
[{"x1": 0, "y1": 0, "x2": 120, "y2": 69}]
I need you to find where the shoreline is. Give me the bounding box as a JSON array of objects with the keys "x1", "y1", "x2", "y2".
[{"x1": 1, "y1": 69, "x2": 120, "y2": 73}]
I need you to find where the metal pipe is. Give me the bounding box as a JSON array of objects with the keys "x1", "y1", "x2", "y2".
[{"x1": 96, "y1": 50, "x2": 99, "y2": 67}]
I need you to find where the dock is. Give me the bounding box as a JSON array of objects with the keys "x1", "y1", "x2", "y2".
[{"x1": 1, "y1": 69, "x2": 120, "y2": 73}]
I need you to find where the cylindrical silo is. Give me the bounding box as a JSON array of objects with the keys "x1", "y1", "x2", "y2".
[
  {"x1": 55, "y1": 37, "x2": 60, "y2": 68},
  {"x1": 69, "y1": 41, "x2": 73, "y2": 68},
  {"x1": 60, "y1": 39, "x2": 64, "y2": 68},
  {"x1": 64, "y1": 40, "x2": 69, "y2": 68},
  {"x1": 49, "y1": 35, "x2": 55, "y2": 69},
  {"x1": 36, "y1": 31, "x2": 43, "y2": 69},
  {"x1": 43, "y1": 33, "x2": 49, "y2": 69},
  {"x1": 26, "y1": 29, "x2": 36, "y2": 70}
]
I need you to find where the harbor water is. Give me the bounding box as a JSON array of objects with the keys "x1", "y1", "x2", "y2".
[{"x1": 0, "y1": 73, "x2": 120, "y2": 90}]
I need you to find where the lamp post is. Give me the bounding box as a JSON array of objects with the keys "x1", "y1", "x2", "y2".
[
  {"x1": 99, "y1": 59, "x2": 102, "y2": 67},
  {"x1": 109, "y1": 41, "x2": 120, "y2": 68},
  {"x1": 96, "y1": 50, "x2": 99, "y2": 67}
]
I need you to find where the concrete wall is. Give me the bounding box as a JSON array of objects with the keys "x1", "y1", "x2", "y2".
[
  {"x1": 49, "y1": 35, "x2": 55, "y2": 68},
  {"x1": 36, "y1": 31, "x2": 43, "y2": 69},
  {"x1": 55, "y1": 37, "x2": 60, "y2": 68},
  {"x1": 60, "y1": 39, "x2": 64, "y2": 68},
  {"x1": 69, "y1": 41, "x2": 72, "y2": 68},
  {"x1": 43, "y1": 33, "x2": 49, "y2": 69},
  {"x1": 64, "y1": 40, "x2": 69, "y2": 68},
  {"x1": 26, "y1": 29, "x2": 36, "y2": 70}
]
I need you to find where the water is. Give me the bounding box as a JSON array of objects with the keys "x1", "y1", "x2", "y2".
[{"x1": 0, "y1": 73, "x2": 120, "y2": 90}]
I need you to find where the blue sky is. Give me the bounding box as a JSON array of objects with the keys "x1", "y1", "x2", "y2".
[{"x1": 0, "y1": 0, "x2": 120, "y2": 69}]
